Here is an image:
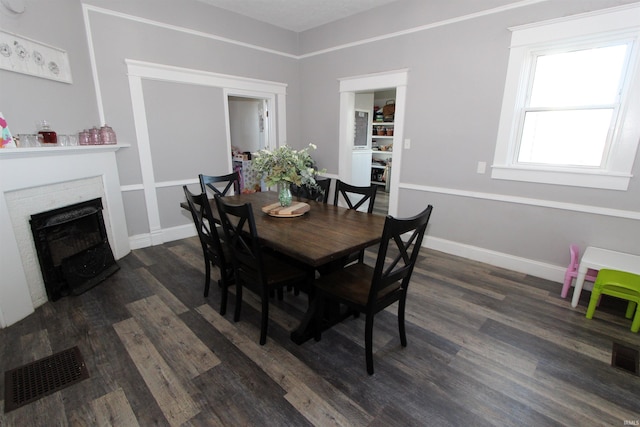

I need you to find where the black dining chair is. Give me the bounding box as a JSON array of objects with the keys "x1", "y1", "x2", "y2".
[
  {"x1": 333, "y1": 179, "x2": 377, "y2": 213},
  {"x1": 333, "y1": 179, "x2": 378, "y2": 265},
  {"x1": 291, "y1": 177, "x2": 332, "y2": 203},
  {"x1": 316, "y1": 177, "x2": 332, "y2": 203},
  {"x1": 313, "y1": 205, "x2": 433, "y2": 375},
  {"x1": 215, "y1": 195, "x2": 313, "y2": 345},
  {"x1": 183, "y1": 186, "x2": 235, "y2": 315},
  {"x1": 199, "y1": 172, "x2": 240, "y2": 199}
]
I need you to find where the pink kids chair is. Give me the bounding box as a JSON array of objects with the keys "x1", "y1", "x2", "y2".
[{"x1": 561, "y1": 244, "x2": 599, "y2": 298}]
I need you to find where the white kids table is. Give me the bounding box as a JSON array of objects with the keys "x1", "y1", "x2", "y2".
[{"x1": 571, "y1": 246, "x2": 640, "y2": 308}]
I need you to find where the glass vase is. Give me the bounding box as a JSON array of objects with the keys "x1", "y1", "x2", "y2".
[{"x1": 277, "y1": 182, "x2": 292, "y2": 207}]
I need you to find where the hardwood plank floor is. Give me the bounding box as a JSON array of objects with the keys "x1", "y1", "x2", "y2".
[{"x1": 2, "y1": 236, "x2": 640, "y2": 426}]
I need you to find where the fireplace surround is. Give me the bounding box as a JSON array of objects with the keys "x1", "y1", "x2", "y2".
[{"x1": 0, "y1": 145, "x2": 130, "y2": 328}]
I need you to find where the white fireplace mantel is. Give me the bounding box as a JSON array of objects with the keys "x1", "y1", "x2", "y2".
[{"x1": 0, "y1": 144, "x2": 131, "y2": 328}]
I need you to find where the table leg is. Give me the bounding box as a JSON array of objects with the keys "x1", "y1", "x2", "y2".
[
  {"x1": 290, "y1": 296, "x2": 353, "y2": 345},
  {"x1": 571, "y1": 270, "x2": 587, "y2": 308}
]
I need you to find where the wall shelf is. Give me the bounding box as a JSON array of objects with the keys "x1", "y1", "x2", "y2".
[{"x1": 0, "y1": 144, "x2": 130, "y2": 159}]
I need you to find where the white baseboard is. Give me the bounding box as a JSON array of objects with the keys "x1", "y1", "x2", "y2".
[
  {"x1": 128, "y1": 223, "x2": 195, "y2": 250},
  {"x1": 423, "y1": 236, "x2": 565, "y2": 284}
]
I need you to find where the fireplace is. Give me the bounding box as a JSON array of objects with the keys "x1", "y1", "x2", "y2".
[
  {"x1": 30, "y1": 198, "x2": 120, "y2": 301},
  {"x1": 1, "y1": 145, "x2": 130, "y2": 328}
]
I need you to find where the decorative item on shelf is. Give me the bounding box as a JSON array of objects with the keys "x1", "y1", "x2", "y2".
[
  {"x1": 78, "y1": 130, "x2": 90, "y2": 145},
  {"x1": 100, "y1": 125, "x2": 117, "y2": 144},
  {"x1": 374, "y1": 106, "x2": 384, "y2": 122},
  {"x1": 0, "y1": 112, "x2": 16, "y2": 148},
  {"x1": 37, "y1": 120, "x2": 57, "y2": 144},
  {"x1": 89, "y1": 127, "x2": 101, "y2": 145},
  {"x1": 383, "y1": 99, "x2": 395, "y2": 122},
  {"x1": 252, "y1": 143, "x2": 325, "y2": 208},
  {"x1": 376, "y1": 126, "x2": 386, "y2": 136}
]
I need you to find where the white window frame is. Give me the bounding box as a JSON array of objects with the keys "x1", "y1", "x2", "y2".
[{"x1": 492, "y1": 4, "x2": 640, "y2": 191}]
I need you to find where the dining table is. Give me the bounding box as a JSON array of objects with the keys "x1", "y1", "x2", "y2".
[{"x1": 182, "y1": 190, "x2": 387, "y2": 343}]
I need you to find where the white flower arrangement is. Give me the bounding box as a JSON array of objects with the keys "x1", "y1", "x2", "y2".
[{"x1": 252, "y1": 143, "x2": 324, "y2": 189}]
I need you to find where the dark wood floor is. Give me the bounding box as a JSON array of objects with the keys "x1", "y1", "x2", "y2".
[
  {"x1": 372, "y1": 187, "x2": 389, "y2": 216},
  {"x1": 2, "y1": 236, "x2": 640, "y2": 426}
]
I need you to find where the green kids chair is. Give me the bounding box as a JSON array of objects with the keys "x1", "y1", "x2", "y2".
[{"x1": 586, "y1": 269, "x2": 640, "y2": 333}]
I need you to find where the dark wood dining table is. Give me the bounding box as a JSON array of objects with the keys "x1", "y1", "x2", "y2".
[{"x1": 182, "y1": 190, "x2": 387, "y2": 343}]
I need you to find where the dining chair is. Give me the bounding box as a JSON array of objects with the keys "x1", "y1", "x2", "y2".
[
  {"x1": 290, "y1": 177, "x2": 331, "y2": 203},
  {"x1": 561, "y1": 244, "x2": 599, "y2": 298},
  {"x1": 183, "y1": 186, "x2": 235, "y2": 315},
  {"x1": 333, "y1": 179, "x2": 378, "y2": 266},
  {"x1": 313, "y1": 205, "x2": 433, "y2": 374},
  {"x1": 214, "y1": 195, "x2": 313, "y2": 345},
  {"x1": 586, "y1": 269, "x2": 640, "y2": 332},
  {"x1": 333, "y1": 179, "x2": 377, "y2": 213},
  {"x1": 199, "y1": 172, "x2": 240, "y2": 199}
]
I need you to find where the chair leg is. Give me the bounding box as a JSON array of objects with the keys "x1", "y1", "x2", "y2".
[
  {"x1": 585, "y1": 288, "x2": 601, "y2": 319},
  {"x1": 204, "y1": 260, "x2": 211, "y2": 297},
  {"x1": 260, "y1": 292, "x2": 269, "y2": 345},
  {"x1": 219, "y1": 277, "x2": 227, "y2": 316},
  {"x1": 630, "y1": 302, "x2": 640, "y2": 333},
  {"x1": 234, "y1": 284, "x2": 242, "y2": 322},
  {"x1": 625, "y1": 301, "x2": 637, "y2": 319},
  {"x1": 398, "y1": 298, "x2": 407, "y2": 347},
  {"x1": 560, "y1": 274, "x2": 572, "y2": 298},
  {"x1": 365, "y1": 315, "x2": 374, "y2": 375}
]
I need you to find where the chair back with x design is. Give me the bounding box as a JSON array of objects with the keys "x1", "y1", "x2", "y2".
[
  {"x1": 369, "y1": 205, "x2": 433, "y2": 308},
  {"x1": 199, "y1": 172, "x2": 240, "y2": 198},
  {"x1": 183, "y1": 186, "x2": 234, "y2": 313},
  {"x1": 214, "y1": 196, "x2": 264, "y2": 287},
  {"x1": 215, "y1": 194, "x2": 311, "y2": 344},
  {"x1": 333, "y1": 179, "x2": 378, "y2": 213}
]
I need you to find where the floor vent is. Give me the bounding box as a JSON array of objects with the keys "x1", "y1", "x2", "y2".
[
  {"x1": 4, "y1": 346, "x2": 89, "y2": 413},
  {"x1": 611, "y1": 342, "x2": 639, "y2": 375}
]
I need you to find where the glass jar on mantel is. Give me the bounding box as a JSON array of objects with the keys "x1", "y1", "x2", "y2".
[
  {"x1": 78, "y1": 125, "x2": 117, "y2": 145},
  {"x1": 100, "y1": 125, "x2": 117, "y2": 144},
  {"x1": 37, "y1": 120, "x2": 57, "y2": 144}
]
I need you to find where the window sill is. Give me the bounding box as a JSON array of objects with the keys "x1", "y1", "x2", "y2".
[{"x1": 491, "y1": 165, "x2": 631, "y2": 191}]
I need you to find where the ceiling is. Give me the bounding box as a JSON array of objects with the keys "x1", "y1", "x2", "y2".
[{"x1": 195, "y1": 0, "x2": 403, "y2": 32}]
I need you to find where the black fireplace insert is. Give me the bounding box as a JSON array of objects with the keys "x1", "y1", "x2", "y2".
[{"x1": 29, "y1": 198, "x2": 119, "y2": 301}]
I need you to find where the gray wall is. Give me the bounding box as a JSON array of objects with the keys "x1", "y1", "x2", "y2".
[
  {"x1": 298, "y1": 0, "x2": 640, "y2": 271},
  {"x1": 1, "y1": 0, "x2": 639, "y2": 279},
  {"x1": 1, "y1": 0, "x2": 300, "y2": 237},
  {"x1": 0, "y1": 0, "x2": 99, "y2": 134}
]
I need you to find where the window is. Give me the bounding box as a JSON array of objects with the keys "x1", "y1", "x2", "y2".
[{"x1": 492, "y1": 5, "x2": 640, "y2": 190}]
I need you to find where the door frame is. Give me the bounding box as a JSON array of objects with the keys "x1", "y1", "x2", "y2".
[
  {"x1": 125, "y1": 59, "x2": 287, "y2": 246},
  {"x1": 338, "y1": 69, "x2": 409, "y2": 216}
]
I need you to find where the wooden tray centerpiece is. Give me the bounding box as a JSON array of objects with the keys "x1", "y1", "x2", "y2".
[{"x1": 261, "y1": 201, "x2": 310, "y2": 218}]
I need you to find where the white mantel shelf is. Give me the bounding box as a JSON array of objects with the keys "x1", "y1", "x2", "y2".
[{"x1": 0, "y1": 144, "x2": 130, "y2": 159}]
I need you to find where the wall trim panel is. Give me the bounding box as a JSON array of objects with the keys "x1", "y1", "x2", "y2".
[{"x1": 401, "y1": 183, "x2": 640, "y2": 221}]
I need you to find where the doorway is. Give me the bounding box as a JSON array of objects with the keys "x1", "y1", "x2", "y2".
[
  {"x1": 225, "y1": 92, "x2": 276, "y2": 192},
  {"x1": 227, "y1": 96, "x2": 268, "y2": 154},
  {"x1": 338, "y1": 69, "x2": 408, "y2": 217},
  {"x1": 354, "y1": 89, "x2": 396, "y2": 215}
]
